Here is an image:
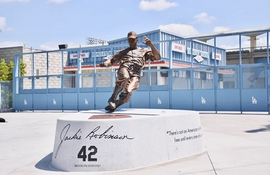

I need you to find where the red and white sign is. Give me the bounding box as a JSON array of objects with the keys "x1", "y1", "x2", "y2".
[
  {"x1": 211, "y1": 52, "x2": 222, "y2": 61},
  {"x1": 70, "y1": 52, "x2": 90, "y2": 59},
  {"x1": 172, "y1": 43, "x2": 185, "y2": 53},
  {"x1": 194, "y1": 55, "x2": 204, "y2": 62}
]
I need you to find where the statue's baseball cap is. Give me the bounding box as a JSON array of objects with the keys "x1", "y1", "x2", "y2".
[{"x1": 127, "y1": 31, "x2": 138, "y2": 39}]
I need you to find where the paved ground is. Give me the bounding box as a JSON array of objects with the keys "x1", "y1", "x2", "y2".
[{"x1": 0, "y1": 111, "x2": 270, "y2": 175}]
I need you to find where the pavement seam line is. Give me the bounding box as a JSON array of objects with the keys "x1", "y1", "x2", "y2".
[{"x1": 206, "y1": 151, "x2": 217, "y2": 175}]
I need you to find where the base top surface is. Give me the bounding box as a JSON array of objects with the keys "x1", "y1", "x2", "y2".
[
  {"x1": 89, "y1": 115, "x2": 132, "y2": 119},
  {"x1": 58, "y1": 109, "x2": 199, "y2": 122}
]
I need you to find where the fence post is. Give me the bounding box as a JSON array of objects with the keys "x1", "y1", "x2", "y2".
[
  {"x1": 168, "y1": 40, "x2": 172, "y2": 109},
  {"x1": 77, "y1": 49, "x2": 82, "y2": 111},
  {"x1": 267, "y1": 65, "x2": 270, "y2": 114}
]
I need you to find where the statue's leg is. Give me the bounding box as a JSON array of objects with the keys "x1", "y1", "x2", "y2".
[
  {"x1": 108, "y1": 86, "x2": 122, "y2": 103},
  {"x1": 117, "y1": 76, "x2": 140, "y2": 108},
  {"x1": 108, "y1": 67, "x2": 130, "y2": 109}
]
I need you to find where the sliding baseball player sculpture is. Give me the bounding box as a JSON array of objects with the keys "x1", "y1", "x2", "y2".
[{"x1": 99, "y1": 31, "x2": 161, "y2": 111}]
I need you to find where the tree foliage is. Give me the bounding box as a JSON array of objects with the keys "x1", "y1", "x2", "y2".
[
  {"x1": 0, "y1": 59, "x2": 26, "y2": 110},
  {"x1": 7, "y1": 61, "x2": 14, "y2": 80},
  {"x1": 0, "y1": 59, "x2": 9, "y2": 81},
  {"x1": 20, "y1": 59, "x2": 27, "y2": 76},
  {"x1": 0, "y1": 58, "x2": 27, "y2": 81}
]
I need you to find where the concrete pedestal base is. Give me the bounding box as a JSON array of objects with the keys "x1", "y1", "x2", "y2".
[{"x1": 51, "y1": 109, "x2": 204, "y2": 172}]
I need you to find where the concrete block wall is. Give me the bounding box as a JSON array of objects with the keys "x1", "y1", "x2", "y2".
[
  {"x1": 0, "y1": 46, "x2": 157, "y2": 89},
  {"x1": 63, "y1": 75, "x2": 76, "y2": 88},
  {"x1": 81, "y1": 70, "x2": 94, "y2": 88},
  {"x1": 22, "y1": 48, "x2": 68, "y2": 89},
  {"x1": 96, "y1": 69, "x2": 114, "y2": 87},
  {"x1": 63, "y1": 69, "x2": 115, "y2": 88},
  {"x1": 0, "y1": 46, "x2": 23, "y2": 63}
]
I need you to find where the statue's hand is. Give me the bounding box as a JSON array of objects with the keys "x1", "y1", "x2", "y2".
[{"x1": 142, "y1": 36, "x2": 152, "y2": 46}]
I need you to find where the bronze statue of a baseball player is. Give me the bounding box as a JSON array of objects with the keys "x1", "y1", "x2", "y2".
[{"x1": 99, "y1": 31, "x2": 161, "y2": 111}]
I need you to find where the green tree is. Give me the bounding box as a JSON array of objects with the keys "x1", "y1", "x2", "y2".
[
  {"x1": 0, "y1": 58, "x2": 27, "y2": 110},
  {"x1": 0, "y1": 59, "x2": 9, "y2": 81},
  {"x1": 20, "y1": 59, "x2": 27, "y2": 76},
  {"x1": 0, "y1": 58, "x2": 27, "y2": 81},
  {"x1": 7, "y1": 60, "x2": 14, "y2": 80}
]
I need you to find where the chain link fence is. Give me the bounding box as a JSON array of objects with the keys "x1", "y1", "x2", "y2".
[{"x1": 0, "y1": 81, "x2": 12, "y2": 112}]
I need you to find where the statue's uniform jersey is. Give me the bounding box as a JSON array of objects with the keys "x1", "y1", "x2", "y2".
[
  {"x1": 110, "y1": 47, "x2": 157, "y2": 76},
  {"x1": 103, "y1": 46, "x2": 159, "y2": 105}
]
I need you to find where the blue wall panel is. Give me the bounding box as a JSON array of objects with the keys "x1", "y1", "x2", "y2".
[
  {"x1": 150, "y1": 91, "x2": 169, "y2": 109},
  {"x1": 95, "y1": 92, "x2": 131, "y2": 110},
  {"x1": 130, "y1": 91, "x2": 150, "y2": 108},
  {"x1": 172, "y1": 90, "x2": 192, "y2": 110},
  {"x1": 33, "y1": 94, "x2": 47, "y2": 110},
  {"x1": 192, "y1": 90, "x2": 215, "y2": 111},
  {"x1": 47, "y1": 94, "x2": 62, "y2": 110},
  {"x1": 216, "y1": 90, "x2": 241, "y2": 111},
  {"x1": 18, "y1": 94, "x2": 33, "y2": 110},
  {"x1": 13, "y1": 94, "x2": 19, "y2": 110},
  {"x1": 78, "y1": 93, "x2": 94, "y2": 110},
  {"x1": 63, "y1": 93, "x2": 77, "y2": 110},
  {"x1": 241, "y1": 89, "x2": 267, "y2": 111},
  {"x1": 119, "y1": 101, "x2": 130, "y2": 109},
  {"x1": 95, "y1": 92, "x2": 113, "y2": 110}
]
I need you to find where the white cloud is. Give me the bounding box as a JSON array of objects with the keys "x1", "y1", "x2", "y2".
[
  {"x1": 0, "y1": 41, "x2": 105, "y2": 50},
  {"x1": 139, "y1": 0, "x2": 178, "y2": 11},
  {"x1": 193, "y1": 12, "x2": 215, "y2": 24},
  {"x1": 40, "y1": 42, "x2": 65, "y2": 50},
  {"x1": 219, "y1": 37, "x2": 270, "y2": 50},
  {"x1": 0, "y1": 17, "x2": 14, "y2": 32},
  {"x1": 219, "y1": 44, "x2": 243, "y2": 50},
  {"x1": 40, "y1": 42, "x2": 86, "y2": 50},
  {"x1": 47, "y1": 0, "x2": 69, "y2": 4},
  {"x1": 0, "y1": 17, "x2": 6, "y2": 30},
  {"x1": 0, "y1": 0, "x2": 29, "y2": 2},
  {"x1": 0, "y1": 41, "x2": 24, "y2": 47},
  {"x1": 40, "y1": 43, "x2": 58, "y2": 50},
  {"x1": 257, "y1": 37, "x2": 270, "y2": 47},
  {"x1": 158, "y1": 23, "x2": 199, "y2": 36},
  {"x1": 5, "y1": 27, "x2": 14, "y2": 31},
  {"x1": 214, "y1": 26, "x2": 231, "y2": 33}
]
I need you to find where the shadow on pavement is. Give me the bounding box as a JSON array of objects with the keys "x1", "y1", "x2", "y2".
[
  {"x1": 245, "y1": 125, "x2": 270, "y2": 133},
  {"x1": 35, "y1": 153, "x2": 64, "y2": 172}
]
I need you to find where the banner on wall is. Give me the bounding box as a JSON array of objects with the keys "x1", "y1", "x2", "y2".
[
  {"x1": 172, "y1": 43, "x2": 186, "y2": 53},
  {"x1": 70, "y1": 53, "x2": 90, "y2": 59},
  {"x1": 211, "y1": 52, "x2": 222, "y2": 61},
  {"x1": 194, "y1": 55, "x2": 204, "y2": 62},
  {"x1": 187, "y1": 48, "x2": 209, "y2": 59}
]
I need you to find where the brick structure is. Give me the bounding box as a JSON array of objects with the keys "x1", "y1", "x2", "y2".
[
  {"x1": 0, "y1": 46, "x2": 23, "y2": 63},
  {"x1": 22, "y1": 49, "x2": 68, "y2": 89},
  {"x1": 0, "y1": 46, "x2": 68, "y2": 89}
]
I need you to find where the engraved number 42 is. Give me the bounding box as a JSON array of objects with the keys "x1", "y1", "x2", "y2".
[{"x1": 77, "y1": 146, "x2": 97, "y2": 161}]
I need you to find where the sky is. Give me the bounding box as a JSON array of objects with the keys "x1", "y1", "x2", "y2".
[{"x1": 0, "y1": 0, "x2": 270, "y2": 50}]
